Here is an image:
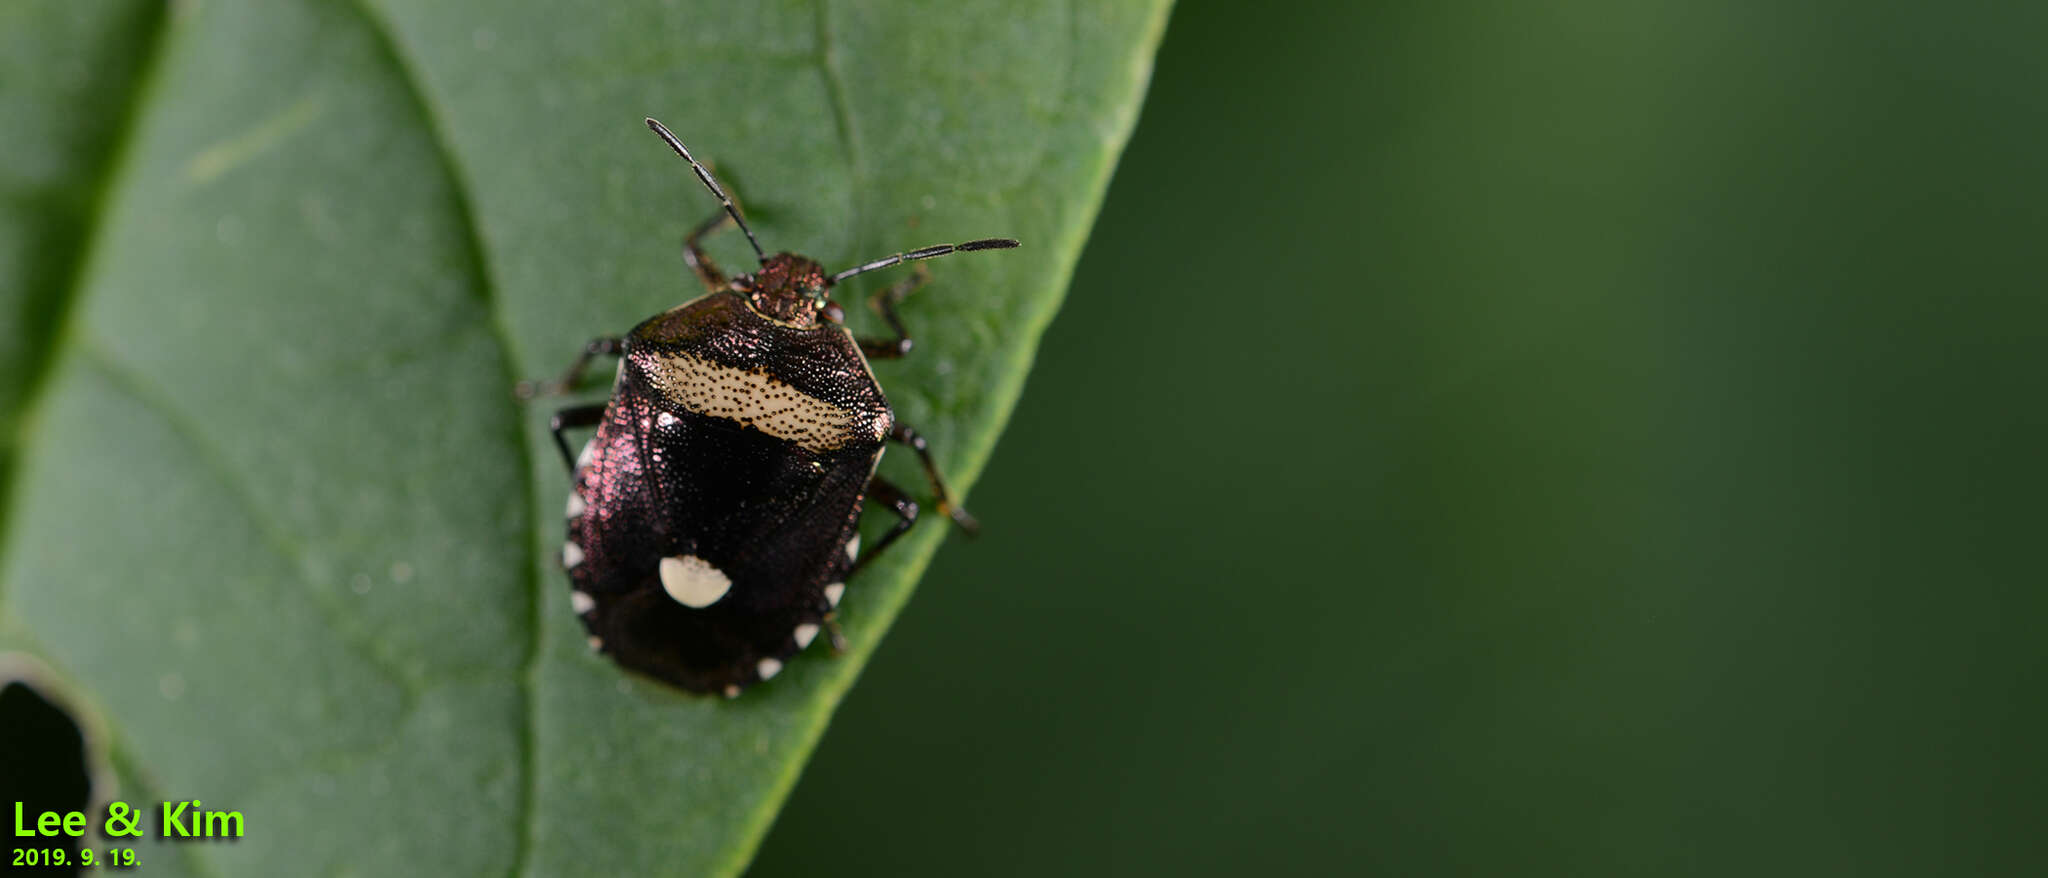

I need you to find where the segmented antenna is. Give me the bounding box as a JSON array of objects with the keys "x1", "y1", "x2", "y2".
[
  {"x1": 830, "y1": 238, "x2": 1021, "y2": 285},
  {"x1": 645, "y1": 118, "x2": 765, "y2": 263}
]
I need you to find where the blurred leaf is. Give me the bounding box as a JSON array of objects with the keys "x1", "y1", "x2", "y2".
[
  {"x1": 0, "y1": 1, "x2": 1169, "y2": 875},
  {"x1": 0, "y1": 0, "x2": 163, "y2": 528}
]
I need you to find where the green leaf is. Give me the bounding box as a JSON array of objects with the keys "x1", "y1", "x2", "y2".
[{"x1": 0, "y1": 1, "x2": 1169, "y2": 875}]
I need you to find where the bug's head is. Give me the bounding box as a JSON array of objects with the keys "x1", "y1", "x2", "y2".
[
  {"x1": 743, "y1": 252, "x2": 832, "y2": 326},
  {"x1": 644, "y1": 116, "x2": 1021, "y2": 330}
]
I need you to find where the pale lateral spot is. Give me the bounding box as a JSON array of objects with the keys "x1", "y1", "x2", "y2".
[
  {"x1": 657, "y1": 411, "x2": 679, "y2": 428},
  {"x1": 757, "y1": 658, "x2": 783, "y2": 680},
  {"x1": 575, "y1": 438, "x2": 596, "y2": 469},
  {"x1": 561, "y1": 541, "x2": 584, "y2": 569},
  {"x1": 824, "y1": 582, "x2": 845, "y2": 607},
  {"x1": 845, "y1": 534, "x2": 860, "y2": 561},
  {"x1": 723, "y1": 684, "x2": 741, "y2": 698},
  {"x1": 794, "y1": 623, "x2": 820, "y2": 650},
  {"x1": 569, "y1": 591, "x2": 595, "y2": 614},
  {"x1": 565, "y1": 492, "x2": 587, "y2": 518},
  {"x1": 587, "y1": 636, "x2": 604, "y2": 652},
  {"x1": 659, "y1": 555, "x2": 732, "y2": 608},
  {"x1": 645, "y1": 351, "x2": 879, "y2": 451}
]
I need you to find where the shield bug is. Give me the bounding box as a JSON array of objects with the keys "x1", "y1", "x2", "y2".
[{"x1": 519, "y1": 118, "x2": 1016, "y2": 697}]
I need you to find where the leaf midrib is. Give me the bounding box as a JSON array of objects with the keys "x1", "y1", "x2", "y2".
[
  {"x1": 2, "y1": 3, "x2": 1173, "y2": 875},
  {"x1": 0, "y1": 5, "x2": 183, "y2": 872},
  {"x1": 340, "y1": 1, "x2": 887, "y2": 873},
  {"x1": 1, "y1": 4, "x2": 535, "y2": 877},
  {"x1": 344, "y1": 3, "x2": 542, "y2": 876},
  {"x1": 0, "y1": 3, "x2": 171, "y2": 607}
]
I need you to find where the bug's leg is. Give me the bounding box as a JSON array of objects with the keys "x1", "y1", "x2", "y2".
[
  {"x1": 856, "y1": 265, "x2": 931, "y2": 359},
  {"x1": 887, "y1": 422, "x2": 980, "y2": 535},
  {"x1": 515, "y1": 336, "x2": 623, "y2": 399},
  {"x1": 684, "y1": 207, "x2": 738, "y2": 292},
  {"x1": 825, "y1": 619, "x2": 849, "y2": 654},
  {"x1": 548, "y1": 403, "x2": 608, "y2": 473},
  {"x1": 830, "y1": 476, "x2": 921, "y2": 654},
  {"x1": 850, "y1": 476, "x2": 919, "y2": 577}
]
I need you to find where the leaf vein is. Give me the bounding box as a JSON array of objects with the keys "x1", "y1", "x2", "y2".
[
  {"x1": 108, "y1": 739, "x2": 223, "y2": 878},
  {"x1": 815, "y1": 0, "x2": 867, "y2": 251},
  {"x1": 75, "y1": 342, "x2": 427, "y2": 701}
]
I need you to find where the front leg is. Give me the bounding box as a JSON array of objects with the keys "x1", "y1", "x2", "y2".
[
  {"x1": 683, "y1": 178, "x2": 759, "y2": 293},
  {"x1": 683, "y1": 208, "x2": 738, "y2": 292},
  {"x1": 856, "y1": 266, "x2": 931, "y2": 359}
]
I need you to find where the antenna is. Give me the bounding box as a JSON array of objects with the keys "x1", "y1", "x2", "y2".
[
  {"x1": 645, "y1": 118, "x2": 765, "y2": 263},
  {"x1": 830, "y1": 238, "x2": 1020, "y2": 285}
]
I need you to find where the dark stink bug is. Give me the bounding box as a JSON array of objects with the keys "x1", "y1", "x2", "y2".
[{"x1": 519, "y1": 118, "x2": 1016, "y2": 697}]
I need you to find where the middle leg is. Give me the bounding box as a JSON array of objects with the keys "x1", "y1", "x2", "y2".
[
  {"x1": 851, "y1": 475, "x2": 920, "y2": 578},
  {"x1": 887, "y1": 421, "x2": 979, "y2": 535},
  {"x1": 548, "y1": 403, "x2": 608, "y2": 473},
  {"x1": 515, "y1": 336, "x2": 623, "y2": 399}
]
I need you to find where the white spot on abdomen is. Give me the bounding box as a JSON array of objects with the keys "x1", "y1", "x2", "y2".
[
  {"x1": 575, "y1": 439, "x2": 596, "y2": 470},
  {"x1": 562, "y1": 541, "x2": 584, "y2": 569},
  {"x1": 845, "y1": 534, "x2": 860, "y2": 561},
  {"x1": 659, "y1": 555, "x2": 732, "y2": 608},
  {"x1": 569, "y1": 591, "x2": 595, "y2": 614},
  {"x1": 794, "y1": 623, "x2": 820, "y2": 649},
  {"x1": 757, "y1": 657, "x2": 782, "y2": 680},
  {"x1": 565, "y1": 492, "x2": 586, "y2": 518},
  {"x1": 824, "y1": 582, "x2": 845, "y2": 607},
  {"x1": 644, "y1": 351, "x2": 879, "y2": 451}
]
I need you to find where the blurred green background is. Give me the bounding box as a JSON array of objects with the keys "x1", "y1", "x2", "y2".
[
  {"x1": 5, "y1": 1, "x2": 2044, "y2": 875},
  {"x1": 754, "y1": 0, "x2": 2048, "y2": 875}
]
